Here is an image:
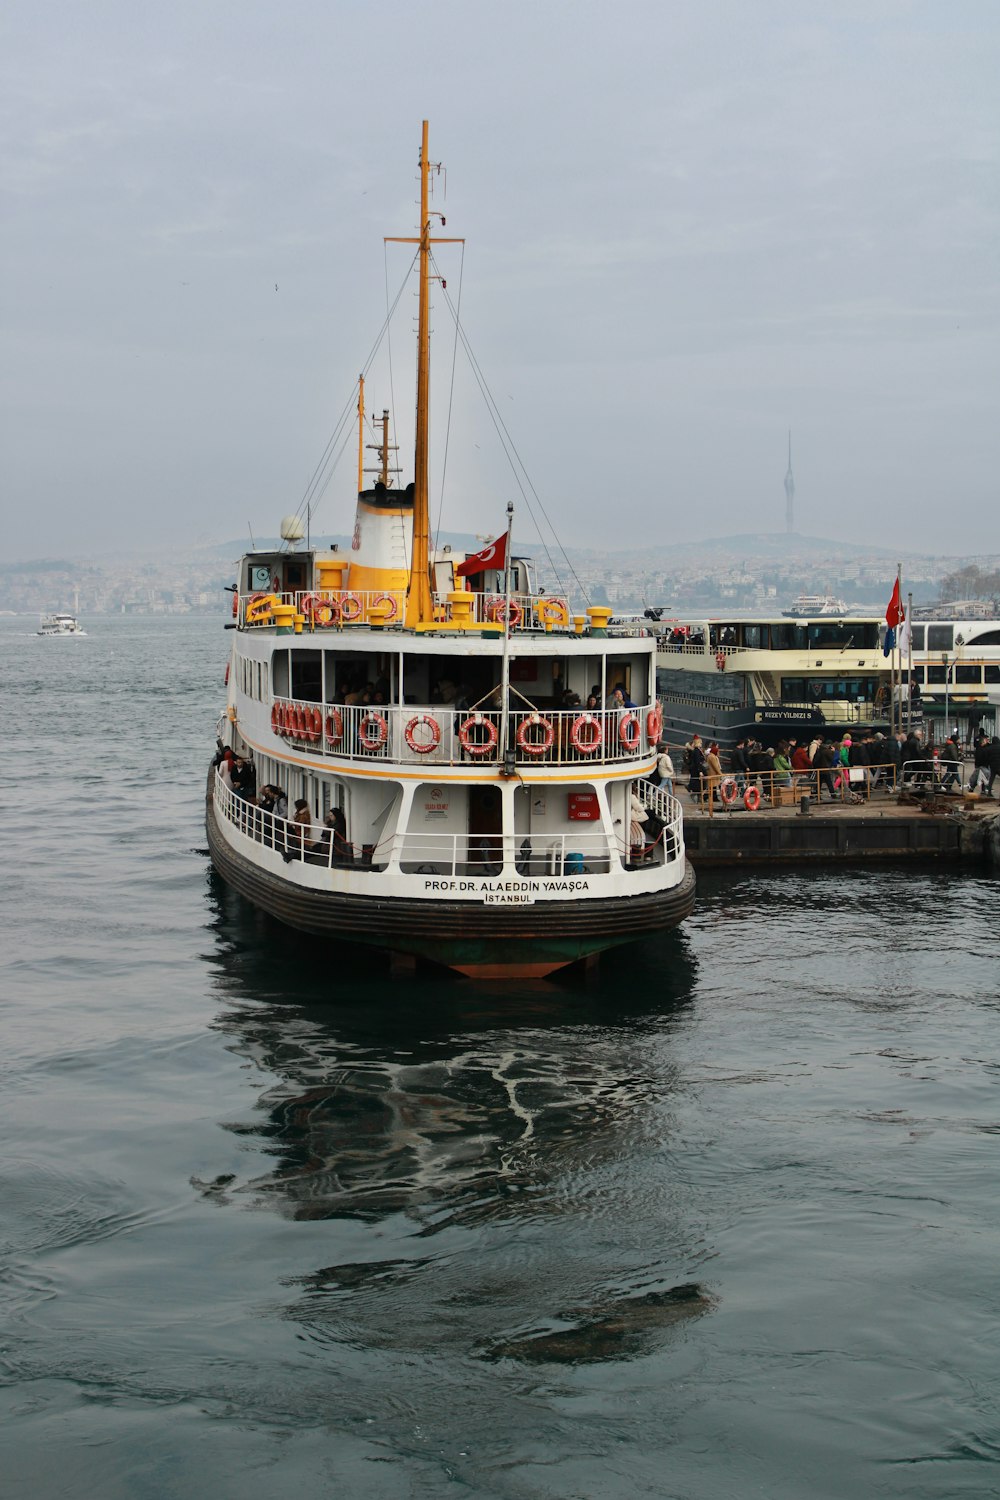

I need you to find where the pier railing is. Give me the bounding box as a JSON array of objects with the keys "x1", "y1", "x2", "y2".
[{"x1": 270, "y1": 698, "x2": 662, "y2": 768}]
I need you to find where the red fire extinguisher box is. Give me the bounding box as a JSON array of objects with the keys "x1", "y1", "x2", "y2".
[{"x1": 568, "y1": 792, "x2": 600, "y2": 821}]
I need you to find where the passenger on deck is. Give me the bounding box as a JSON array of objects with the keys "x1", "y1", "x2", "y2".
[
  {"x1": 285, "y1": 798, "x2": 315, "y2": 861},
  {"x1": 812, "y1": 741, "x2": 838, "y2": 801},
  {"x1": 629, "y1": 789, "x2": 648, "y2": 851},
  {"x1": 231, "y1": 756, "x2": 257, "y2": 801}
]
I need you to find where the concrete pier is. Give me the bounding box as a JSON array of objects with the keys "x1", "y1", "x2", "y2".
[{"x1": 679, "y1": 790, "x2": 1000, "y2": 869}]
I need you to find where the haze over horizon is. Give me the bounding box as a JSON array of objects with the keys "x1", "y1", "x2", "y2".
[{"x1": 3, "y1": 1, "x2": 998, "y2": 562}]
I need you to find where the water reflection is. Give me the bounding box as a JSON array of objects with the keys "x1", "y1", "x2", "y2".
[{"x1": 201, "y1": 872, "x2": 699, "y2": 1231}]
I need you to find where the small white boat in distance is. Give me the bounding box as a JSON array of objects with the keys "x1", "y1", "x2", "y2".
[
  {"x1": 782, "y1": 594, "x2": 849, "y2": 618},
  {"x1": 37, "y1": 613, "x2": 86, "y2": 636}
]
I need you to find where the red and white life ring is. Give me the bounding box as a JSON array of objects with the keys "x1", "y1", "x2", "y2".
[
  {"x1": 458, "y1": 714, "x2": 499, "y2": 758},
  {"x1": 537, "y1": 597, "x2": 569, "y2": 627},
  {"x1": 487, "y1": 598, "x2": 522, "y2": 628},
  {"x1": 570, "y1": 713, "x2": 603, "y2": 755},
  {"x1": 325, "y1": 709, "x2": 344, "y2": 748},
  {"x1": 358, "y1": 711, "x2": 388, "y2": 752},
  {"x1": 306, "y1": 707, "x2": 322, "y2": 744},
  {"x1": 291, "y1": 704, "x2": 304, "y2": 740},
  {"x1": 619, "y1": 712, "x2": 641, "y2": 750},
  {"x1": 404, "y1": 714, "x2": 441, "y2": 754},
  {"x1": 271, "y1": 703, "x2": 281, "y2": 734},
  {"x1": 744, "y1": 784, "x2": 761, "y2": 811},
  {"x1": 516, "y1": 714, "x2": 555, "y2": 757},
  {"x1": 720, "y1": 777, "x2": 739, "y2": 806},
  {"x1": 646, "y1": 703, "x2": 663, "y2": 743},
  {"x1": 301, "y1": 594, "x2": 322, "y2": 621},
  {"x1": 231, "y1": 592, "x2": 238, "y2": 618},
  {"x1": 370, "y1": 592, "x2": 399, "y2": 622},
  {"x1": 339, "y1": 592, "x2": 363, "y2": 623},
  {"x1": 715, "y1": 651, "x2": 726, "y2": 672}
]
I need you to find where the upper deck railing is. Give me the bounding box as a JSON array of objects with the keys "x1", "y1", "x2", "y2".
[
  {"x1": 237, "y1": 588, "x2": 575, "y2": 633},
  {"x1": 269, "y1": 698, "x2": 663, "y2": 768}
]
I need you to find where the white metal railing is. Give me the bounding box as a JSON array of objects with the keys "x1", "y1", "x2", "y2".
[
  {"x1": 238, "y1": 588, "x2": 574, "y2": 632},
  {"x1": 634, "y1": 780, "x2": 685, "y2": 861},
  {"x1": 213, "y1": 774, "x2": 679, "y2": 876},
  {"x1": 270, "y1": 698, "x2": 662, "y2": 767}
]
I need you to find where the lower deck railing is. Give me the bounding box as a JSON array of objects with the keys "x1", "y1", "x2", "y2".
[{"x1": 214, "y1": 774, "x2": 685, "y2": 877}]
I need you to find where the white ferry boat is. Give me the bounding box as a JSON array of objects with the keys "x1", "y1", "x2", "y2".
[
  {"x1": 653, "y1": 610, "x2": 1000, "y2": 750},
  {"x1": 206, "y1": 124, "x2": 695, "y2": 979},
  {"x1": 37, "y1": 613, "x2": 86, "y2": 636},
  {"x1": 781, "y1": 593, "x2": 849, "y2": 618},
  {"x1": 654, "y1": 611, "x2": 893, "y2": 751}
]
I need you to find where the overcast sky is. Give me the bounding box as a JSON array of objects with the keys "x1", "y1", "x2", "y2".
[{"x1": 3, "y1": 0, "x2": 998, "y2": 562}]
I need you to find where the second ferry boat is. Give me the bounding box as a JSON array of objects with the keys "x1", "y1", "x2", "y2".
[{"x1": 206, "y1": 123, "x2": 695, "y2": 978}]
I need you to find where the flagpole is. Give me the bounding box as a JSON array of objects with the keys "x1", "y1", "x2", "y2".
[
  {"x1": 499, "y1": 501, "x2": 515, "y2": 764},
  {"x1": 894, "y1": 562, "x2": 902, "y2": 738},
  {"x1": 905, "y1": 590, "x2": 913, "y2": 734}
]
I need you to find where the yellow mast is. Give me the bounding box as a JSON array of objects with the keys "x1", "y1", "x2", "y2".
[
  {"x1": 386, "y1": 121, "x2": 462, "y2": 627},
  {"x1": 357, "y1": 374, "x2": 365, "y2": 494}
]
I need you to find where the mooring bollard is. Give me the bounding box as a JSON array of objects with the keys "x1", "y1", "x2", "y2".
[{"x1": 800, "y1": 794, "x2": 811, "y2": 816}]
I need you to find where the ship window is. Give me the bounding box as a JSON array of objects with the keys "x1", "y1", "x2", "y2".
[
  {"x1": 290, "y1": 649, "x2": 323, "y2": 702},
  {"x1": 910, "y1": 666, "x2": 924, "y2": 684},
  {"x1": 985, "y1": 665, "x2": 1000, "y2": 683},
  {"x1": 742, "y1": 625, "x2": 764, "y2": 649},
  {"x1": 926, "y1": 665, "x2": 947, "y2": 684},
  {"x1": 909, "y1": 626, "x2": 925, "y2": 650},
  {"x1": 927, "y1": 626, "x2": 954, "y2": 651},
  {"x1": 954, "y1": 665, "x2": 981, "y2": 684},
  {"x1": 970, "y1": 629, "x2": 1000, "y2": 646},
  {"x1": 272, "y1": 650, "x2": 289, "y2": 699}
]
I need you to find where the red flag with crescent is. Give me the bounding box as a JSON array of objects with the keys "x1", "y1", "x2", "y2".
[
  {"x1": 885, "y1": 577, "x2": 905, "y2": 628},
  {"x1": 454, "y1": 535, "x2": 508, "y2": 577}
]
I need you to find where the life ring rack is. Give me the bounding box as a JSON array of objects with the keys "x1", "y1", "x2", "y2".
[
  {"x1": 537, "y1": 597, "x2": 569, "y2": 628},
  {"x1": 404, "y1": 714, "x2": 441, "y2": 755},
  {"x1": 569, "y1": 713, "x2": 603, "y2": 756},
  {"x1": 458, "y1": 714, "x2": 499, "y2": 758},
  {"x1": 516, "y1": 714, "x2": 555, "y2": 757}
]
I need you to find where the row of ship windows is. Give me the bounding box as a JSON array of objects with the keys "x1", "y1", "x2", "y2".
[{"x1": 237, "y1": 658, "x2": 270, "y2": 701}]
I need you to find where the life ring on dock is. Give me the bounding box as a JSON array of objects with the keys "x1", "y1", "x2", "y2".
[
  {"x1": 487, "y1": 598, "x2": 522, "y2": 628},
  {"x1": 358, "y1": 711, "x2": 389, "y2": 752},
  {"x1": 720, "y1": 777, "x2": 739, "y2": 806},
  {"x1": 370, "y1": 592, "x2": 400, "y2": 622},
  {"x1": 715, "y1": 651, "x2": 726, "y2": 672},
  {"x1": 325, "y1": 709, "x2": 344, "y2": 748},
  {"x1": 404, "y1": 714, "x2": 441, "y2": 754},
  {"x1": 646, "y1": 703, "x2": 663, "y2": 743},
  {"x1": 618, "y1": 712, "x2": 641, "y2": 750},
  {"x1": 339, "y1": 592, "x2": 363, "y2": 623},
  {"x1": 570, "y1": 713, "x2": 603, "y2": 755},
  {"x1": 744, "y1": 785, "x2": 761, "y2": 811},
  {"x1": 458, "y1": 714, "x2": 499, "y2": 758},
  {"x1": 516, "y1": 714, "x2": 555, "y2": 757},
  {"x1": 537, "y1": 597, "x2": 569, "y2": 628}
]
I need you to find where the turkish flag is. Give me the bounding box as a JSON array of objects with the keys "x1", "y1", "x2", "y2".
[
  {"x1": 454, "y1": 534, "x2": 508, "y2": 577},
  {"x1": 885, "y1": 578, "x2": 905, "y2": 628}
]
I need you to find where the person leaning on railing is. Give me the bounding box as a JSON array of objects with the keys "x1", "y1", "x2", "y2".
[{"x1": 812, "y1": 740, "x2": 839, "y2": 801}]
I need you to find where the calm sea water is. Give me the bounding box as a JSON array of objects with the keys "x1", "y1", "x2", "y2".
[{"x1": 1, "y1": 614, "x2": 998, "y2": 1499}]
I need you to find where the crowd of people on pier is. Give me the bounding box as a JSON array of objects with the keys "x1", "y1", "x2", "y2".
[{"x1": 677, "y1": 727, "x2": 1000, "y2": 806}]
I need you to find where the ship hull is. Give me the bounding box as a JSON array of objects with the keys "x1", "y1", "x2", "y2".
[{"x1": 207, "y1": 791, "x2": 696, "y2": 979}]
